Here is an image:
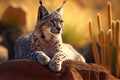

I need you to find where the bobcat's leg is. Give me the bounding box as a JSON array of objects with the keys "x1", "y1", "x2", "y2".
[
  {"x1": 25, "y1": 51, "x2": 50, "y2": 65},
  {"x1": 49, "y1": 51, "x2": 68, "y2": 72}
]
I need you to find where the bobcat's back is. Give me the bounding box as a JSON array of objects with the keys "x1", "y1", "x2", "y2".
[
  {"x1": 15, "y1": 32, "x2": 32, "y2": 59},
  {"x1": 14, "y1": 0, "x2": 85, "y2": 72}
]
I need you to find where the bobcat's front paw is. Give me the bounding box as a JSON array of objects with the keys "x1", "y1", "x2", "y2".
[
  {"x1": 35, "y1": 51, "x2": 50, "y2": 65},
  {"x1": 49, "y1": 61, "x2": 62, "y2": 72}
]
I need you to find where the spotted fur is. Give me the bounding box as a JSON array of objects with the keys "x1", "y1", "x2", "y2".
[{"x1": 14, "y1": 0, "x2": 85, "y2": 72}]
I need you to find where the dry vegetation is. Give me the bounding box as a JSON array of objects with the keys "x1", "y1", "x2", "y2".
[{"x1": 89, "y1": 2, "x2": 120, "y2": 78}]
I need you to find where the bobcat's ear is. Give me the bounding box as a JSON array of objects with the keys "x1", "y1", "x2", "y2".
[
  {"x1": 56, "y1": 0, "x2": 66, "y2": 15},
  {"x1": 56, "y1": 7, "x2": 63, "y2": 16},
  {"x1": 38, "y1": 0, "x2": 49, "y2": 20}
]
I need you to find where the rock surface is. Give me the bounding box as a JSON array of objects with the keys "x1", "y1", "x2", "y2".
[
  {"x1": 1, "y1": 4, "x2": 26, "y2": 28},
  {"x1": 0, "y1": 59, "x2": 118, "y2": 80}
]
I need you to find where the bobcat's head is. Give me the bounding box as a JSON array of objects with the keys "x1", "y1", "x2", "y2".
[{"x1": 31, "y1": 0, "x2": 66, "y2": 41}]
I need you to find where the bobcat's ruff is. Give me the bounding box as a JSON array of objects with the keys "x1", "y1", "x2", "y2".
[{"x1": 14, "y1": 0, "x2": 85, "y2": 72}]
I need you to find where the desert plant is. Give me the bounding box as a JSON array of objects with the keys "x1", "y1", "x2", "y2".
[{"x1": 88, "y1": 2, "x2": 120, "y2": 78}]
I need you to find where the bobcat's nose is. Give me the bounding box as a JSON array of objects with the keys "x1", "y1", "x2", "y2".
[
  {"x1": 56, "y1": 27, "x2": 61, "y2": 32},
  {"x1": 51, "y1": 27, "x2": 61, "y2": 34}
]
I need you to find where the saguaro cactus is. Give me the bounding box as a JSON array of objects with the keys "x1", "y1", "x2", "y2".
[{"x1": 88, "y1": 2, "x2": 120, "y2": 78}]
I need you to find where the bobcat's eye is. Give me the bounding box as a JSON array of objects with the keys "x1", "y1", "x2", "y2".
[
  {"x1": 60, "y1": 20, "x2": 64, "y2": 25},
  {"x1": 60, "y1": 20, "x2": 64, "y2": 27},
  {"x1": 49, "y1": 19, "x2": 56, "y2": 27},
  {"x1": 60, "y1": 20, "x2": 64, "y2": 23}
]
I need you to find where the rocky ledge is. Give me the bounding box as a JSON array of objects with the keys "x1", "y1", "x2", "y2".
[{"x1": 0, "y1": 59, "x2": 118, "y2": 80}]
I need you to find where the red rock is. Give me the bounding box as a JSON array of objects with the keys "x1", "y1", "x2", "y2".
[
  {"x1": 1, "y1": 4, "x2": 26, "y2": 28},
  {"x1": 0, "y1": 59, "x2": 118, "y2": 80}
]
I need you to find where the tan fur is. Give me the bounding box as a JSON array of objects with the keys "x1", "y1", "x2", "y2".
[{"x1": 14, "y1": 1, "x2": 85, "y2": 71}]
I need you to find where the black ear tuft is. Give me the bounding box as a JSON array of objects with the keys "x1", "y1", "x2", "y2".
[
  {"x1": 63, "y1": 0, "x2": 67, "y2": 5},
  {"x1": 39, "y1": 0, "x2": 42, "y2": 5},
  {"x1": 56, "y1": 0, "x2": 67, "y2": 15},
  {"x1": 37, "y1": 0, "x2": 49, "y2": 20}
]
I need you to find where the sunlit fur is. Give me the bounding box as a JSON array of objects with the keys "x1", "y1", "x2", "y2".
[{"x1": 14, "y1": 1, "x2": 85, "y2": 72}]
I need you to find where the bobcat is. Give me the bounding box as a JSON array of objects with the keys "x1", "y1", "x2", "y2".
[{"x1": 14, "y1": 0, "x2": 85, "y2": 72}]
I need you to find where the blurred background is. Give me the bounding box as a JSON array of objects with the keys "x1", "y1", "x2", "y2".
[{"x1": 0, "y1": 0, "x2": 120, "y2": 63}]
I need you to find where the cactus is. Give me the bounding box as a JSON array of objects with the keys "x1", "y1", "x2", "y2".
[
  {"x1": 88, "y1": 2, "x2": 120, "y2": 78},
  {"x1": 88, "y1": 20, "x2": 100, "y2": 65},
  {"x1": 107, "y1": 2, "x2": 112, "y2": 29}
]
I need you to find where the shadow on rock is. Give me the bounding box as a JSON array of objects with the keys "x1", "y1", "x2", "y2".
[{"x1": 0, "y1": 59, "x2": 118, "y2": 80}]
